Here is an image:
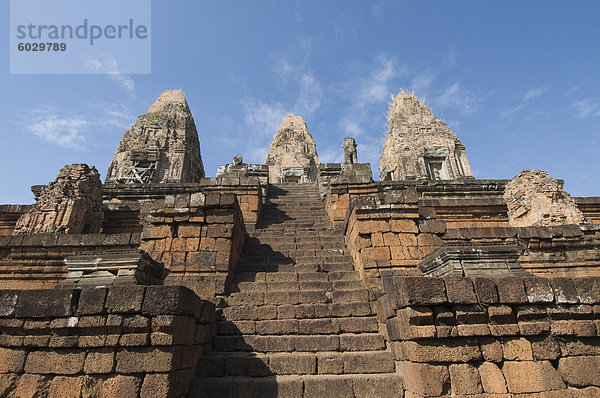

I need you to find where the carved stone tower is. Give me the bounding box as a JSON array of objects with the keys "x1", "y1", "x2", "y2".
[
  {"x1": 379, "y1": 93, "x2": 473, "y2": 181},
  {"x1": 265, "y1": 115, "x2": 320, "y2": 183},
  {"x1": 105, "y1": 90, "x2": 205, "y2": 184}
]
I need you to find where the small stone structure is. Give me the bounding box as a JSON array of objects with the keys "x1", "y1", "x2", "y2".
[
  {"x1": 379, "y1": 93, "x2": 473, "y2": 181},
  {"x1": 418, "y1": 241, "x2": 529, "y2": 277},
  {"x1": 343, "y1": 137, "x2": 357, "y2": 164},
  {"x1": 105, "y1": 90, "x2": 205, "y2": 184},
  {"x1": 216, "y1": 155, "x2": 268, "y2": 181},
  {"x1": 265, "y1": 114, "x2": 320, "y2": 183},
  {"x1": 59, "y1": 249, "x2": 169, "y2": 288},
  {"x1": 504, "y1": 169, "x2": 589, "y2": 227},
  {"x1": 14, "y1": 164, "x2": 103, "y2": 234}
]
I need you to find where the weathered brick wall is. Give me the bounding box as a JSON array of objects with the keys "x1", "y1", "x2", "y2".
[
  {"x1": 0, "y1": 205, "x2": 31, "y2": 236},
  {"x1": 0, "y1": 233, "x2": 139, "y2": 290},
  {"x1": 0, "y1": 285, "x2": 215, "y2": 398},
  {"x1": 103, "y1": 177, "x2": 263, "y2": 229},
  {"x1": 418, "y1": 197, "x2": 509, "y2": 229},
  {"x1": 443, "y1": 225, "x2": 600, "y2": 277},
  {"x1": 344, "y1": 196, "x2": 445, "y2": 282},
  {"x1": 575, "y1": 197, "x2": 600, "y2": 224},
  {"x1": 345, "y1": 194, "x2": 600, "y2": 280},
  {"x1": 325, "y1": 181, "x2": 378, "y2": 229},
  {"x1": 377, "y1": 276, "x2": 600, "y2": 397},
  {"x1": 140, "y1": 192, "x2": 245, "y2": 297}
]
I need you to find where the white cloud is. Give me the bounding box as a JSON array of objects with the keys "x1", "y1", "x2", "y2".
[
  {"x1": 570, "y1": 99, "x2": 600, "y2": 119},
  {"x1": 356, "y1": 55, "x2": 398, "y2": 106},
  {"x1": 410, "y1": 68, "x2": 436, "y2": 95},
  {"x1": 501, "y1": 103, "x2": 525, "y2": 118},
  {"x1": 294, "y1": 73, "x2": 323, "y2": 118},
  {"x1": 565, "y1": 85, "x2": 580, "y2": 96},
  {"x1": 433, "y1": 83, "x2": 478, "y2": 115},
  {"x1": 84, "y1": 54, "x2": 135, "y2": 96},
  {"x1": 242, "y1": 98, "x2": 287, "y2": 138},
  {"x1": 523, "y1": 86, "x2": 547, "y2": 101},
  {"x1": 25, "y1": 107, "x2": 88, "y2": 149}
]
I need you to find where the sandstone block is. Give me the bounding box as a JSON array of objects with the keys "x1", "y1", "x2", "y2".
[
  {"x1": 15, "y1": 289, "x2": 78, "y2": 318},
  {"x1": 84, "y1": 349, "x2": 115, "y2": 374},
  {"x1": 576, "y1": 278, "x2": 600, "y2": 305},
  {"x1": 100, "y1": 375, "x2": 143, "y2": 398},
  {"x1": 502, "y1": 337, "x2": 533, "y2": 360},
  {"x1": 77, "y1": 288, "x2": 108, "y2": 315},
  {"x1": 478, "y1": 362, "x2": 508, "y2": 393},
  {"x1": 494, "y1": 277, "x2": 527, "y2": 303},
  {"x1": 269, "y1": 353, "x2": 316, "y2": 375},
  {"x1": 116, "y1": 347, "x2": 182, "y2": 373},
  {"x1": 449, "y1": 363, "x2": 483, "y2": 395},
  {"x1": 24, "y1": 350, "x2": 86, "y2": 374},
  {"x1": 106, "y1": 285, "x2": 145, "y2": 314},
  {"x1": 524, "y1": 277, "x2": 555, "y2": 303},
  {"x1": 473, "y1": 277, "x2": 499, "y2": 303},
  {"x1": 558, "y1": 356, "x2": 600, "y2": 387},
  {"x1": 398, "y1": 338, "x2": 481, "y2": 363},
  {"x1": 550, "y1": 278, "x2": 579, "y2": 304},
  {"x1": 502, "y1": 360, "x2": 566, "y2": 393},
  {"x1": 390, "y1": 277, "x2": 446, "y2": 307},
  {"x1": 304, "y1": 375, "x2": 354, "y2": 398},
  {"x1": 443, "y1": 277, "x2": 477, "y2": 304},
  {"x1": 396, "y1": 361, "x2": 450, "y2": 396},
  {"x1": 0, "y1": 347, "x2": 27, "y2": 372}
]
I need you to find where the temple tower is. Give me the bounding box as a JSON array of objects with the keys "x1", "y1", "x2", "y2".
[
  {"x1": 105, "y1": 90, "x2": 205, "y2": 184},
  {"x1": 379, "y1": 93, "x2": 473, "y2": 181},
  {"x1": 265, "y1": 114, "x2": 320, "y2": 183}
]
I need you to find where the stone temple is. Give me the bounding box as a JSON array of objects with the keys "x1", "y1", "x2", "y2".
[
  {"x1": 0, "y1": 89, "x2": 599, "y2": 397},
  {"x1": 380, "y1": 93, "x2": 473, "y2": 181},
  {"x1": 105, "y1": 90, "x2": 205, "y2": 184}
]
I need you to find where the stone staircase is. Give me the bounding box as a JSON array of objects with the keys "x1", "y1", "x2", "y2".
[{"x1": 191, "y1": 183, "x2": 402, "y2": 397}]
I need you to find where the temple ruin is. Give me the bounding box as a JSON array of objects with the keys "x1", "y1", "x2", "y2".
[
  {"x1": 0, "y1": 89, "x2": 599, "y2": 398},
  {"x1": 380, "y1": 93, "x2": 473, "y2": 181},
  {"x1": 265, "y1": 114, "x2": 320, "y2": 183},
  {"x1": 105, "y1": 90, "x2": 205, "y2": 184}
]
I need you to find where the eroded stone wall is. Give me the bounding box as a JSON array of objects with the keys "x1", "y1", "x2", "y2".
[
  {"x1": 139, "y1": 192, "x2": 245, "y2": 297},
  {"x1": 0, "y1": 286, "x2": 214, "y2": 398},
  {"x1": 0, "y1": 233, "x2": 139, "y2": 290},
  {"x1": 377, "y1": 276, "x2": 600, "y2": 397}
]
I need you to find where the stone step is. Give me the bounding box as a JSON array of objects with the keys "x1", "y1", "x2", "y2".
[
  {"x1": 219, "y1": 301, "x2": 375, "y2": 321},
  {"x1": 212, "y1": 333, "x2": 386, "y2": 353},
  {"x1": 236, "y1": 263, "x2": 355, "y2": 274},
  {"x1": 197, "y1": 350, "x2": 394, "y2": 377},
  {"x1": 216, "y1": 316, "x2": 379, "y2": 336},
  {"x1": 190, "y1": 373, "x2": 402, "y2": 398},
  {"x1": 224, "y1": 288, "x2": 371, "y2": 306},
  {"x1": 234, "y1": 271, "x2": 361, "y2": 283},
  {"x1": 233, "y1": 279, "x2": 365, "y2": 293}
]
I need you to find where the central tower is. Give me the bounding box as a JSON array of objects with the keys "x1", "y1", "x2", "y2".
[
  {"x1": 379, "y1": 93, "x2": 473, "y2": 181},
  {"x1": 265, "y1": 114, "x2": 320, "y2": 183}
]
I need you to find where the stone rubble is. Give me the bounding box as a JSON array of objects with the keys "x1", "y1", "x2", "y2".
[
  {"x1": 504, "y1": 169, "x2": 589, "y2": 227},
  {"x1": 14, "y1": 163, "x2": 103, "y2": 234}
]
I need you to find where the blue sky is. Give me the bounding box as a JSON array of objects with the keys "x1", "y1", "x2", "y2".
[{"x1": 2, "y1": 1, "x2": 599, "y2": 204}]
